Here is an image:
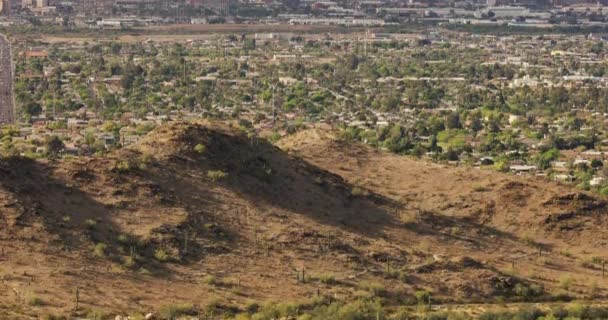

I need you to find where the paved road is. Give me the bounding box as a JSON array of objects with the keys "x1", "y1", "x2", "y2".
[{"x1": 0, "y1": 35, "x2": 14, "y2": 124}]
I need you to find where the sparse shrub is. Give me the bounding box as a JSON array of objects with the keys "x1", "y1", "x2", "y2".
[
  {"x1": 207, "y1": 170, "x2": 228, "y2": 182},
  {"x1": 117, "y1": 234, "x2": 130, "y2": 245},
  {"x1": 245, "y1": 301, "x2": 260, "y2": 313},
  {"x1": 358, "y1": 281, "x2": 386, "y2": 297},
  {"x1": 318, "y1": 274, "x2": 336, "y2": 284},
  {"x1": 590, "y1": 256, "x2": 604, "y2": 264},
  {"x1": 417, "y1": 239, "x2": 432, "y2": 253},
  {"x1": 137, "y1": 161, "x2": 148, "y2": 171},
  {"x1": 512, "y1": 307, "x2": 545, "y2": 320},
  {"x1": 295, "y1": 298, "x2": 383, "y2": 320},
  {"x1": 86, "y1": 309, "x2": 111, "y2": 320},
  {"x1": 138, "y1": 267, "x2": 151, "y2": 275},
  {"x1": 93, "y1": 243, "x2": 107, "y2": 258},
  {"x1": 559, "y1": 275, "x2": 573, "y2": 290},
  {"x1": 385, "y1": 269, "x2": 408, "y2": 282},
  {"x1": 351, "y1": 186, "x2": 368, "y2": 196},
  {"x1": 472, "y1": 184, "x2": 488, "y2": 192},
  {"x1": 114, "y1": 160, "x2": 131, "y2": 173},
  {"x1": 391, "y1": 307, "x2": 413, "y2": 320},
  {"x1": 514, "y1": 283, "x2": 544, "y2": 301},
  {"x1": 479, "y1": 307, "x2": 545, "y2": 320},
  {"x1": 586, "y1": 306, "x2": 608, "y2": 318},
  {"x1": 549, "y1": 306, "x2": 568, "y2": 319},
  {"x1": 123, "y1": 255, "x2": 135, "y2": 268},
  {"x1": 154, "y1": 248, "x2": 169, "y2": 262},
  {"x1": 202, "y1": 275, "x2": 217, "y2": 285},
  {"x1": 551, "y1": 289, "x2": 574, "y2": 302},
  {"x1": 268, "y1": 132, "x2": 281, "y2": 143},
  {"x1": 41, "y1": 314, "x2": 66, "y2": 320},
  {"x1": 250, "y1": 302, "x2": 299, "y2": 320},
  {"x1": 141, "y1": 153, "x2": 153, "y2": 164},
  {"x1": 415, "y1": 290, "x2": 431, "y2": 305},
  {"x1": 158, "y1": 303, "x2": 195, "y2": 320},
  {"x1": 85, "y1": 219, "x2": 97, "y2": 229},
  {"x1": 567, "y1": 302, "x2": 589, "y2": 319},
  {"x1": 194, "y1": 143, "x2": 206, "y2": 154},
  {"x1": 581, "y1": 260, "x2": 596, "y2": 269},
  {"x1": 25, "y1": 291, "x2": 43, "y2": 306},
  {"x1": 127, "y1": 313, "x2": 145, "y2": 320},
  {"x1": 421, "y1": 311, "x2": 466, "y2": 320},
  {"x1": 352, "y1": 289, "x2": 373, "y2": 300},
  {"x1": 521, "y1": 234, "x2": 536, "y2": 246}
]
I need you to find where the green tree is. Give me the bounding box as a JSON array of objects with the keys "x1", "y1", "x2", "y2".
[{"x1": 45, "y1": 136, "x2": 64, "y2": 159}]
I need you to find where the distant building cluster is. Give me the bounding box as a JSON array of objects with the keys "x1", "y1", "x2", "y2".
[{"x1": 0, "y1": 0, "x2": 607, "y2": 27}]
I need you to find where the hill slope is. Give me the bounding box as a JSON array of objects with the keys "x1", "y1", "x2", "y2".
[{"x1": 0, "y1": 122, "x2": 607, "y2": 318}]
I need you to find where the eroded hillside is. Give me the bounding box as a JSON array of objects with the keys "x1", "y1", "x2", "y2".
[{"x1": 0, "y1": 122, "x2": 607, "y2": 318}]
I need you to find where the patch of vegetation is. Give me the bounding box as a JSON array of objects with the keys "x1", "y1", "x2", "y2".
[
  {"x1": 85, "y1": 309, "x2": 111, "y2": 320},
  {"x1": 202, "y1": 275, "x2": 217, "y2": 285},
  {"x1": 113, "y1": 160, "x2": 132, "y2": 173},
  {"x1": 93, "y1": 243, "x2": 107, "y2": 258},
  {"x1": 351, "y1": 186, "x2": 369, "y2": 197},
  {"x1": 472, "y1": 184, "x2": 489, "y2": 192},
  {"x1": 415, "y1": 290, "x2": 431, "y2": 305},
  {"x1": 207, "y1": 169, "x2": 228, "y2": 182},
  {"x1": 384, "y1": 269, "x2": 408, "y2": 282},
  {"x1": 25, "y1": 291, "x2": 43, "y2": 306},
  {"x1": 559, "y1": 275, "x2": 573, "y2": 291},
  {"x1": 158, "y1": 303, "x2": 195, "y2": 320},
  {"x1": 85, "y1": 218, "x2": 97, "y2": 229},
  {"x1": 513, "y1": 283, "x2": 544, "y2": 301},
  {"x1": 154, "y1": 248, "x2": 169, "y2": 262},
  {"x1": 318, "y1": 274, "x2": 337, "y2": 285},
  {"x1": 194, "y1": 143, "x2": 206, "y2": 154},
  {"x1": 357, "y1": 281, "x2": 386, "y2": 297}
]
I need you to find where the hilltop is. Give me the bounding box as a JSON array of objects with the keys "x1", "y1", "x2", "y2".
[{"x1": 0, "y1": 122, "x2": 607, "y2": 318}]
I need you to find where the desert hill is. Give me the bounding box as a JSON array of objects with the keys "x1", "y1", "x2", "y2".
[{"x1": 0, "y1": 121, "x2": 607, "y2": 318}]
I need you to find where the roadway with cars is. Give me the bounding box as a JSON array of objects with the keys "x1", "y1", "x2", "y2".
[{"x1": 0, "y1": 34, "x2": 14, "y2": 124}]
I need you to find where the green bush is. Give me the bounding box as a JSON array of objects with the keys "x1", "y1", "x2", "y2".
[
  {"x1": 415, "y1": 290, "x2": 431, "y2": 305},
  {"x1": 358, "y1": 281, "x2": 386, "y2": 297},
  {"x1": 207, "y1": 170, "x2": 228, "y2": 182},
  {"x1": 251, "y1": 302, "x2": 299, "y2": 320},
  {"x1": 93, "y1": 243, "x2": 107, "y2": 258},
  {"x1": 85, "y1": 309, "x2": 111, "y2": 320},
  {"x1": 318, "y1": 274, "x2": 337, "y2": 284},
  {"x1": 202, "y1": 275, "x2": 217, "y2": 285},
  {"x1": 158, "y1": 303, "x2": 195, "y2": 320},
  {"x1": 114, "y1": 160, "x2": 131, "y2": 173},
  {"x1": 154, "y1": 248, "x2": 169, "y2": 262},
  {"x1": 194, "y1": 143, "x2": 206, "y2": 154},
  {"x1": 25, "y1": 291, "x2": 43, "y2": 306},
  {"x1": 514, "y1": 283, "x2": 544, "y2": 301},
  {"x1": 85, "y1": 218, "x2": 97, "y2": 229},
  {"x1": 558, "y1": 275, "x2": 573, "y2": 290}
]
